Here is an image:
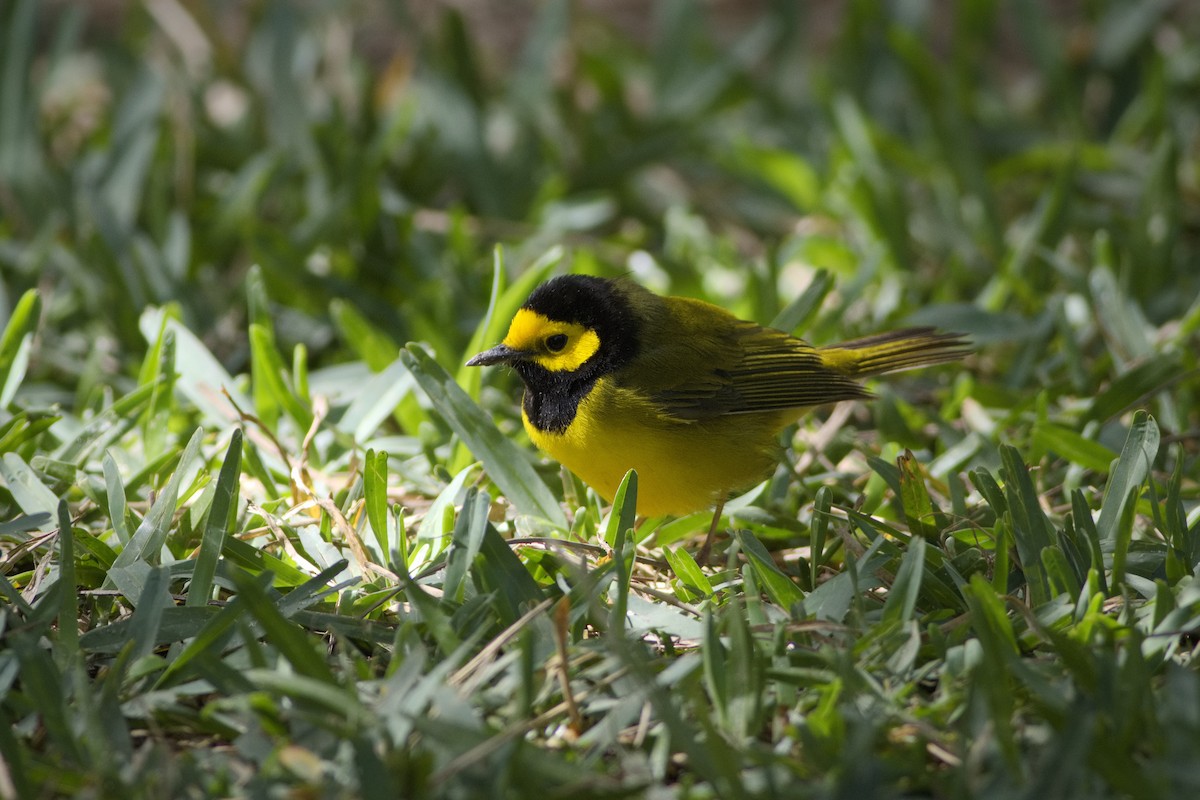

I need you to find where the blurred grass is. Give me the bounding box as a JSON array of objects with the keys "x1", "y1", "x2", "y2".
[{"x1": 2, "y1": 0, "x2": 1200, "y2": 797}]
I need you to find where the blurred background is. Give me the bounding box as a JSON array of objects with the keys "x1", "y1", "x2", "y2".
[{"x1": 2, "y1": 0, "x2": 1199, "y2": 425}]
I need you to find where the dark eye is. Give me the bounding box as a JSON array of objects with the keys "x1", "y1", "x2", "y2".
[{"x1": 545, "y1": 333, "x2": 569, "y2": 352}]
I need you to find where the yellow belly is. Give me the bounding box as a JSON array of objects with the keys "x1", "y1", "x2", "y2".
[{"x1": 524, "y1": 377, "x2": 792, "y2": 517}]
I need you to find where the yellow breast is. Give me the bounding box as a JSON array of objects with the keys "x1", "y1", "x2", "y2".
[{"x1": 523, "y1": 377, "x2": 787, "y2": 517}]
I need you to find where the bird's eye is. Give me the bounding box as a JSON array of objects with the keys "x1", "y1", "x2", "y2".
[{"x1": 545, "y1": 333, "x2": 569, "y2": 352}]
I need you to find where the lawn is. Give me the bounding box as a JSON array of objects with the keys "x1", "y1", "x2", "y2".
[{"x1": 1, "y1": 1, "x2": 1199, "y2": 797}]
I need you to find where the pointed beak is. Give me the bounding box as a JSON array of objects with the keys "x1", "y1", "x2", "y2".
[{"x1": 466, "y1": 343, "x2": 530, "y2": 367}]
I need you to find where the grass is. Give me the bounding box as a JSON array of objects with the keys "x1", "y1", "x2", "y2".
[{"x1": 2, "y1": 0, "x2": 1200, "y2": 797}]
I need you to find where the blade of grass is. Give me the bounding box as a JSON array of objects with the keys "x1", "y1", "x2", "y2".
[
  {"x1": 230, "y1": 568, "x2": 336, "y2": 684},
  {"x1": 108, "y1": 427, "x2": 204, "y2": 602},
  {"x1": 735, "y1": 531, "x2": 805, "y2": 610},
  {"x1": 129, "y1": 564, "x2": 173, "y2": 661},
  {"x1": 809, "y1": 486, "x2": 833, "y2": 590},
  {"x1": 338, "y1": 358, "x2": 415, "y2": 443},
  {"x1": 473, "y1": 521, "x2": 546, "y2": 626},
  {"x1": 220, "y1": 535, "x2": 313, "y2": 587},
  {"x1": 961, "y1": 574, "x2": 1021, "y2": 771},
  {"x1": 10, "y1": 635, "x2": 84, "y2": 766},
  {"x1": 1070, "y1": 489, "x2": 1108, "y2": 595},
  {"x1": 249, "y1": 322, "x2": 313, "y2": 433},
  {"x1": 154, "y1": 570, "x2": 271, "y2": 688},
  {"x1": 55, "y1": 500, "x2": 77, "y2": 660},
  {"x1": 402, "y1": 344, "x2": 566, "y2": 527},
  {"x1": 897, "y1": 450, "x2": 944, "y2": 540},
  {"x1": 0, "y1": 453, "x2": 59, "y2": 531},
  {"x1": 330, "y1": 299, "x2": 401, "y2": 371},
  {"x1": 999, "y1": 445, "x2": 1054, "y2": 607},
  {"x1": 364, "y1": 448, "x2": 389, "y2": 560},
  {"x1": 101, "y1": 452, "x2": 132, "y2": 544},
  {"x1": 770, "y1": 268, "x2": 832, "y2": 332},
  {"x1": 396, "y1": 559, "x2": 461, "y2": 656},
  {"x1": 53, "y1": 381, "x2": 158, "y2": 466},
  {"x1": 1031, "y1": 422, "x2": 1118, "y2": 474},
  {"x1": 0, "y1": 704, "x2": 32, "y2": 800},
  {"x1": 882, "y1": 536, "x2": 925, "y2": 625},
  {"x1": 0, "y1": 288, "x2": 40, "y2": 407},
  {"x1": 607, "y1": 472, "x2": 639, "y2": 634},
  {"x1": 664, "y1": 546, "x2": 714, "y2": 599},
  {"x1": 1097, "y1": 411, "x2": 1159, "y2": 549},
  {"x1": 443, "y1": 487, "x2": 490, "y2": 603},
  {"x1": 138, "y1": 316, "x2": 177, "y2": 460},
  {"x1": 186, "y1": 429, "x2": 242, "y2": 607},
  {"x1": 139, "y1": 308, "x2": 248, "y2": 428},
  {"x1": 610, "y1": 529, "x2": 634, "y2": 638},
  {"x1": 603, "y1": 468, "x2": 638, "y2": 549},
  {"x1": 1085, "y1": 357, "x2": 1182, "y2": 424}
]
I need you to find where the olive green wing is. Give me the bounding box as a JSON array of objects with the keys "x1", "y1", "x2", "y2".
[{"x1": 615, "y1": 296, "x2": 868, "y2": 421}]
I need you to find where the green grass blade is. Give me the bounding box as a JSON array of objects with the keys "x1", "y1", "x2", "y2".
[
  {"x1": 0, "y1": 0, "x2": 44, "y2": 189},
  {"x1": 810, "y1": 486, "x2": 833, "y2": 590},
  {"x1": 771, "y1": 268, "x2": 832, "y2": 332},
  {"x1": 473, "y1": 522, "x2": 546, "y2": 626},
  {"x1": 338, "y1": 359, "x2": 415, "y2": 442},
  {"x1": 1085, "y1": 357, "x2": 1182, "y2": 423},
  {"x1": 54, "y1": 381, "x2": 158, "y2": 466},
  {"x1": 0, "y1": 569, "x2": 34, "y2": 620},
  {"x1": 139, "y1": 319, "x2": 177, "y2": 459},
  {"x1": 102, "y1": 452, "x2": 131, "y2": 544},
  {"x1": 1071, "y1": 489, "x2": 1108, "y2": 596},
  {"x1": 0, "y1": 288, "x2": 40, "y2": 407},
  {"x1": 220, "y1": 535, "x2": 312, "y2": 587},
  {"x1": 1041, "y1": 545, "x2": 1082, "y2": 598},
  {"x1": 1162, "y1": 446, "x2": 1195, "y2": 579},
  {"x1": 1032, "y1": 422, "x2": 1118, "y2": 474},
  {"x1": 443, "y1": 487, "x2": 490, "y2": 603},
  {"x1": 735, "y1": 531, "x2": 805, "y2": 610},
  {"x1": 609, "y1": 526, "x2": 634, "y2": 638},
  {"x1": 249, "y1": 322, "x2": 313, "y2": 433},
  {"x1": 10, "y1": 635, "x2": 83, "y2": 766},
  {"x1": 129, "y1": 564, "x2": 172, "y2": 660},
  {"x1": 897, "y1": 450, "x2": 943, "y2": 540},
  {"x1": 330, "y1": 299, "x2": 401, "y2": 372},
  {"x1": 664, "y1": 545, "x2": 714, "y2": 599},
  {"x1": 401, "y1": 344, "x2": 566, "y2": 527},
  {"x1": 396, "y1": 560, "x2": 461, "y2": 655},
  {"x1": 229, "y1": 568, "x2": 336, "y2": 684},
  {"x1": 603, "y1": 468, "x2": 638, "y2": 549},
  {"x1": 139, "y1": 308, "x2": 249, "y2": 428},
  {"x1": 883, "y1": 535, "x2": 925, "y2": 625},
  {"x1": 155, "y1": 572, "x2": 270, "y2": 688},
  {"x1": 55, "y1": 500, "x2": 78, "y2": 659},
  {"x1": 1097, "y1": 411, "x2": 1159, "y2": 548},
  {"x1": 417, "y1": 463, "x2": 476, "y2": 551},
  {"x1": 108, "y1": 427, "x2": 204, "y2": 602},
  {"x1": 186, "y1": 429, "x2": 242, "y2": 607},
  {"x1": 364, "y1": 449, "x2": 389, "y2": 560},
  {"x1": 999, "y1": 445, "x2": 1054, "y2": 607},
  {"x1": 0, "y1": 703, "x2": 32, "y2": 799},
  {"x1": 961, "y1": 574, "x2": 1021, "y2": 770},
  {"x1": 0, "y1": 453, "x2": 59, "y2": 531}
]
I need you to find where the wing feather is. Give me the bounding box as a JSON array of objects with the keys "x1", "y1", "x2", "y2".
[{"x1": 612, "y1": 294, "x2": 867, "y2": 421}]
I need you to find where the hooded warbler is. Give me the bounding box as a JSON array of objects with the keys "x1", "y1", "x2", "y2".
[{"x1": 468, "y1": 275, "x2": 968, "y2": 547}]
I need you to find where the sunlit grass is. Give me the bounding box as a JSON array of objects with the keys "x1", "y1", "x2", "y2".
[{"x1": 1, "y1": 1, "x2": 1199, "y2": 797}]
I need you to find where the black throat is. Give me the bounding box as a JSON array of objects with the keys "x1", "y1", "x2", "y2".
[{"x1": 516, "y1": 361, "x2": 599, "y2": 434}]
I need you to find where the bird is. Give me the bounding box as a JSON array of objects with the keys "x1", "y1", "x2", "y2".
[{"x1": 467, "y1": 274, "x2": 969, "y2": 557}]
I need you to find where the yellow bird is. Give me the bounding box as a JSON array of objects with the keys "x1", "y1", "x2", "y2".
[{"x1": 468, "y1": 274, "x2": 968, "y2": 554}]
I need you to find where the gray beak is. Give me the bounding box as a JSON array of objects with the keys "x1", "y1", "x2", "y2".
[{"x1": 466, "y1": 343, "x2": 530, "y2": 367}]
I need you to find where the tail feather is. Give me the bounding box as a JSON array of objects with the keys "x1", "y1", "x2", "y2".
[{"x1": 819, "y1": 327, "x2": 971, "y2": 378}]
